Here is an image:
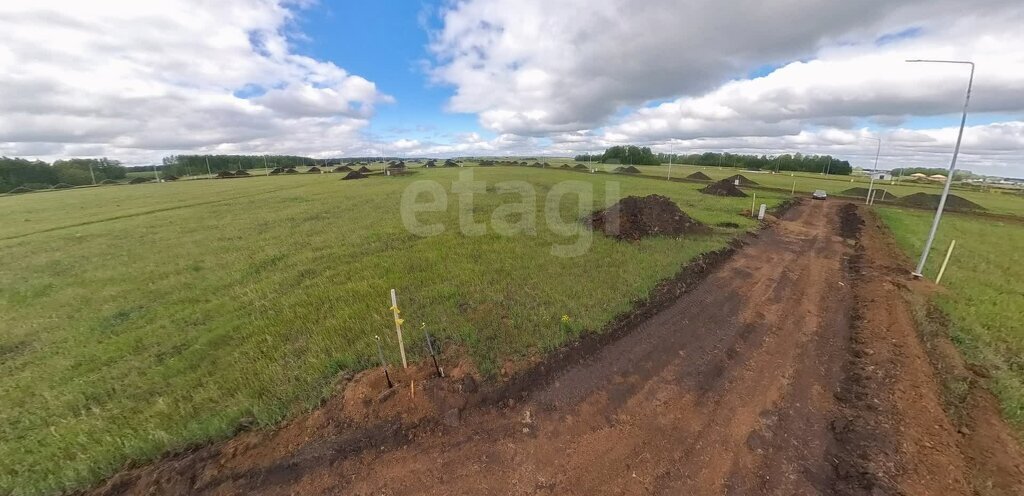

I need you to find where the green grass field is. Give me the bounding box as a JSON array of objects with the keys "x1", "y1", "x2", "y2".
[
  {"x1": 616, "y1": 162, "x2": 1024, "y2": 217},
  {"x1": 878, "y1": 207, "x2": 1024, "y2": 433},
  {"x1": 0, "y1": 167, "x2": 785, "y2": 495}
]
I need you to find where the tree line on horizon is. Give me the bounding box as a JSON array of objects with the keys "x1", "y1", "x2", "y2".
[
  {"x1": 574, "y1": 148, "x2": 854, "y2": 175},
  {"x1": 0, "y1": 157, "x2": 127, "y2": 192}
]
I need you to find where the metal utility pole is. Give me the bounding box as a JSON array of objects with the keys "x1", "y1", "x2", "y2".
[
  {"x1": 824, "y1": 157, "x2": 832, "y2": 176},
  {"x1": 264, "y1": 155, "x2": 269, "y2": 175},
  {"x1": 205, "y1": 156, "x2": 213, "y2": 177},
  {"x1": 667, "y1": 153, "x2": 673, "y2": 180},
  {"x1": 864, "y1": 136, "x2": 881, "y2": 205},
  {"x1": 88, "y1": 162, "x2": 96, "y2": 185},
  {"x1": 906, "y1": 59, "x2": 975, "y2": 278}
]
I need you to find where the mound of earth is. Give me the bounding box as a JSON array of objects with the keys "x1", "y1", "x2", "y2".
[
  {"x1": 686, "y1": 171, "x2": 712, "y2": 180},
  {"x1": 285, "y1": 168, "x2": 298, "y2": 174},
  {"x1": 215, "y1": 170, "x2": 234, "y2": 178},
  {"x1": 307, "y1": 167, "x2": 321, "y2": 173},
  {"x1": 443, "y1": 160, "x2": 458, "y2": 167},
  {"x1": 269, "y1": 167, "x2": 284, "y2": 175},
  {"x1": 342, "y1": 171, "x2": 367, "y2": 180},
  {"x1": 52, "y1": 183, "x2": 75, "y2": 189},
  {"x1": 723, "y1": 174, "x2": 758, "y2": 186},
  {"x1": 841, "y1": 187, "x2": 897, "y2": 199},
  {"x1": 700, "y1": 179, "x2": 748, "y2": 197},
  {"x1": 332, "y1": 166, "x2": 352, "y2": 173},
  {"x1": 587, "y1": 194, "x2": 710, "y2": 241},
  {"x1": 897, "y1": 192, "x2": 986, "y2": 211},
  {"x1": 573, "y1": 164, "x2": 589, "y2": 170},
  {"x1": 129, "y1": 177, "x2": 154, "y2": 184},
  {"x1": 7, "y1": 186, "x2": 34, "y2": 194},
  {"x1": 560, "y1": 164, "x2": 572, "y2": 169},
  {"x1": 234, "y1": 170, "x2": 250, "y2": 176},
  {"x1": 357, "y1": 166, "x2": 371, "y2": 173},
  {"x1": 620, "y1": 166, "x2": 641, "y2": 173},
  {"x1": 100, "y1": 179, "x2": 120, "y2": 185},
  {"x1": 163, "y1": 175, "x2": 179, "y2": 181}
]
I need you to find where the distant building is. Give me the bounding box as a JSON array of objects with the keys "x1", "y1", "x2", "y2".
[{"x1": 928, "y1": 174, "x2": 947, "y2": 183}]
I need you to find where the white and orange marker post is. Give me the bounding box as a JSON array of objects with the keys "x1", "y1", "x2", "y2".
[{"x1": 390, "y1": 289, "x2": 408, "y2": 369}]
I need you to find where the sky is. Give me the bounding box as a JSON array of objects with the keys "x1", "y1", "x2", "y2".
[{"x1": 1, "y1": 0, "x2": 1023, "y2": 176}]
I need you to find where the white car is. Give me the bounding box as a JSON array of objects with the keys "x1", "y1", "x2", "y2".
[{"x1": 812, "y1": 190, "x2": 827, "y2": 200}]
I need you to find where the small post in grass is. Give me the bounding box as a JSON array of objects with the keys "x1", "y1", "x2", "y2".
[
  {"x1": 375, "y1": 335, "x2": 394, "y2": 389},
  {"x1": 390, "y1": 289, "x2": 408, "y2": 369},
  {"x1": 750, "y1": 192, "x2": 757, "y2": 218},
  {"x1": 791, "y1": 180, "x2": 796, "y2": 195},
  {"x1": 423, "y1": 324, "x2": 445, "y2": 378},
  {"x1": 935, "y1": 239, "x2": 957, "y2": 284},
  {"x1": 758, "y1": 204, "x2": 767, "y2": 221}
]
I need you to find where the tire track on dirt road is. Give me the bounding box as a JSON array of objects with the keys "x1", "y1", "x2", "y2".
[
  {"x1": 266, "y1": 201, "x2": 857, "y2": 495},
  {"x1": 93, "y1": 200, "x2": 1022, "y2": 496}
]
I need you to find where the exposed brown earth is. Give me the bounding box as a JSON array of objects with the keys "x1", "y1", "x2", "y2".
[
  {"x1": 897, "y1": 192, "x2": 986, "y2": 212},
  {"x1": 586, "y1": 194, "x2": 710, "y2": 241},
  {"x1": 686, "y1": 171, "x2": 713, "y2": 180},
  {"x1": 700, "y1": 179, "x2": 748, "y2": 197},
  {"x1": 723, "y1": 174, "x2": 759, "y2": 186},
  {"x1": 87, "y1": 201, "x2": 1024, "y2": 496}
]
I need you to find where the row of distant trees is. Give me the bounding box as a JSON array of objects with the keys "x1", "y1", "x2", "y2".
[
  {"x1": 573, "y1": 148, "x2": 853, "y2": 175},
  {"x1": 659, "y1": 152, "x2": 853, "y2": 175},
  {"x1": 574, "y1": 146, "x2": 661, "y2": 165},
  {"x1": 0, "y1": 157, "x2": 127, "y2": 191},
  {"x1": 158, "y1": 154, "x2": 320, "y2": 176}
]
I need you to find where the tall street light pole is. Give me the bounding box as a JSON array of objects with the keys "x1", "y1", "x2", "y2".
[
  {"x1": 864, "y1": 136, "x2": 881, "y2": 205},
  {"x1": 906, "y1": 59, "x2": 975, "y2": 278}
]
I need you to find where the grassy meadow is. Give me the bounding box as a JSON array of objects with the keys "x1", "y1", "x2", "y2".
[
  {"x1": 617, "y1": 162, "x2": 1024, "y2": 216},
  {"x1": 878, "y1": 207, "x2": 1024, "y2": 432},
  {"x1": 0, "y1": 166, "x2": 785, "y2": 495}
]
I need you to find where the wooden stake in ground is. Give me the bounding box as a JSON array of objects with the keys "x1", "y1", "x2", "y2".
[
  {"x1": 751, "y1": 193, "x2": 757, "y2": 218},
  {"x1": 390, "y1": 289, "x2": 408, "y2": 369},
  {"x1": 423, "y1": 325, "x2": 445, "y2": 378},
  {"x1": 375, "y1": 335, "x2": 394, "y2": 389},
  {"x1": 936, "y1": 239, "x2": 957, "y2": 284}
]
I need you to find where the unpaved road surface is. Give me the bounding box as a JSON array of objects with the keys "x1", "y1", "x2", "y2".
[
  {"x1": 324, "y1": 201, "x2": 853, "y2": 495},
  {"x1": 92, "y1": 201, "x2": 1024, "y2": 496}
]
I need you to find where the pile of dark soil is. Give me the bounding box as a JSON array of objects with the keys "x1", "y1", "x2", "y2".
[
  {"x1": 52, "y1": 183, "x2": 75, "y2": 189},
  {"x1": 615, "y1": 166, "x2": 641, "y2": 173},
  {"x1": 285, "y1": 168, "x2": 298, "y2": 174},
  {"x1": 443, "y1": 160, "x2": 458, "y2": 167},
  {"x1": 686, "y1": 171, "x2": 712, "y2": 180},
  {"x1": 7, "y1": 186, "x2": 34, "y2": 194},
  {"x1": 163, "y1": 175, "x2": 179, "y2": 181},
  {"x1": 700, "y1": 179, "x2": 748, "y2": 197},
  {"x1": 897, "y1": 192, "x2": 986, "y2": 211},
  {"x1": 586, "y1": 194, "x2": 710, "y2": 241},
  {"x1": 215, "y1": 170, "x2": 234, "y2": 178},
  {"x1": 841, "y1": 187, "x2": 897, "y2": 199},
  {"x1": 129, "y1": 177, "x2": 154, "y2": 184},
  {"x1": 560, "y1": 164, "x2": 572, "y2": 169},
  {"x1": 270, "y1": 167, "x2": 284, "y2": 175},
  {"x1": 424, "y1": 160, "x2": 436, "y2": 168},
  {"x1": 573, "y1": 164, "x2": 589, "y2": 170},
  {"x1": 387, "y1": 162, "x2": 406, "y2": 170},
  {"x1": 307, "y1": 166, "x2": 321, "y2": 173},
  {"x1": 332, "y1": 165, "x2": 352, "y2": 173},
  {"x1": 357, "y1": 166, "x2": 371, "y2": 173},
  {"x1": 234, "y1": 170, "x2": 250, "y2": 176},
  {"x1": 342, "y1": 171, "x2": 367, "y2": 180},
  {"x1": 723, "y1": 174, "x2": 758, "y2": 186},
  {"x1": 100, "y1": 179, "x2": 120, "y2": 185}
]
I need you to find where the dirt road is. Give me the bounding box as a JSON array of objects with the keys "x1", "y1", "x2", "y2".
[{"x1": 92, "y1": 201, "x2": 1024, "y2": 496}]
